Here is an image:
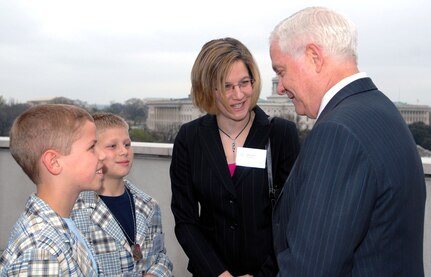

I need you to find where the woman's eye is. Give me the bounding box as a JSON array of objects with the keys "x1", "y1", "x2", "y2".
[{"x1": 224, "y1": 84, "x2": 233, "y2": 91}]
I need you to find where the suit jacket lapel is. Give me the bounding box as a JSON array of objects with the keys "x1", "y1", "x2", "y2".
[
  {"x1": 199, "y1": 114, "x2": 237, "y2": 195},
  {"x1": 319, "y1": 77, "x2": 378, "y2": 120}
]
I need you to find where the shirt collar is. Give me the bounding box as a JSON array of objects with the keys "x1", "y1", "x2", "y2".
[{"x1": 317, "y1": 72, "x2": 368, "y2": 119}]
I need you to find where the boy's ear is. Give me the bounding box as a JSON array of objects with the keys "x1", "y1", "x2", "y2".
[{"x1": 41, "y1": 149, "x2": 62, "y2": 175}]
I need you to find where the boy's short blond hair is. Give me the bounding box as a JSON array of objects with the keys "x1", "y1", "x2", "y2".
[
  {"x1": 92, "y1": 112, "x2": 129, "y2": 131},
  {"x1": 10, "y1": 104, "x2": 93, "y2": 184}
]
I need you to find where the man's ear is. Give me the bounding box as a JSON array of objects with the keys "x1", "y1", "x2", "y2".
[
  {"x1": 41, "y1": 149, "x2": 62, "y2": 175},
  {"x1": 305, "y1": 43, "x2": 324, "y2": 73}
]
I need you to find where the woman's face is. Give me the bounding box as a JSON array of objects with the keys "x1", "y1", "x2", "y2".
[{"x1": 215, "y1": 60, "x2": 254, "y2": 122}]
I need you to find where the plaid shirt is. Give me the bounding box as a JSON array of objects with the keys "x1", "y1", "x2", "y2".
[
  {"x1": 71, "y1": 180, "x2": 173, "y2": 277},
  {"x1": 0, "y1": 194, "x2": 98, "y2": 276}
]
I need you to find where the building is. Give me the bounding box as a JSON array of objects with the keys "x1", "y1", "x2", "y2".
[
  {"x1": 145, "y1": 77, "x2": 430, "y2": 133},
  {"x1": 145, "y1": 97, "x2": 205, "y2": 131},
  {"x1": 395, "y1": 102, "x2": 431, "y2": 125},
  {"x1": 145, "y1": 77, "x2": 315, "y2": 132}
]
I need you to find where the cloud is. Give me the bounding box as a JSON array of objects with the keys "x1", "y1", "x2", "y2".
[{"x1": 0, "y1": 0, "x2": 430, "y2": 105}]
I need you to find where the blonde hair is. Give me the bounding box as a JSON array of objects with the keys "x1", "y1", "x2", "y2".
[
  {"x1": 92, "y1": 112, "x2": 129, "y2": 132},
  {"x1": 191, "y1": 37, "x2": 261, "y2": 114},
  {"x1": 10, "y1": 104, "x2": 93, "y2": 184}
]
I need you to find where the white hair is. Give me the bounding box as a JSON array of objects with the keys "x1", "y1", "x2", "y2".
[{"x1": 270, "y1": 6, "x2": 358, "y2": 63}]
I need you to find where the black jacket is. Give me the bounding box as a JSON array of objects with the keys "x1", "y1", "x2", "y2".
[{"x1": 170, "y1": 106, "x2": 300, "y2": 277}]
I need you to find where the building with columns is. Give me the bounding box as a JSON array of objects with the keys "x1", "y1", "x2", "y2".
[
  {"x1": 395, "y1": 102, "x2": 431, "y2": 125},
  {"x1": 145, "y1": 77, "x2": 430, "y2": 132},
  {"x1": 145, "y1": 77, "x2": 314, "y2": 132}
]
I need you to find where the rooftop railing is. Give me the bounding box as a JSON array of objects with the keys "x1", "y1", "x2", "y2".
[{"x1": 1, "y1": 137, "x2": 430, "y2": 276}]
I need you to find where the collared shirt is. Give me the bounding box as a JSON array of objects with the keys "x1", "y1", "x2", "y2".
[
  {"x1": 0, "y1": 194, "x2": 98, "y2": 276},
  {"x1": 317, "y1": 72, "x2": 368, "y2": 119},
  {"x1": 71, "y1": 179, "x2": 173, "y2": 277},
  {"x1": 63, "y1": 218, "x2": 98, "y2": 271}
]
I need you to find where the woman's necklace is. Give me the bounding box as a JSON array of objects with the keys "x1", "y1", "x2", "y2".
[
  {"x1": 218, "y1": 111, "x2": 251, "y2": 153},
  {"x1": 103, "y1": 187, "x2": 143, "y2": 262}
]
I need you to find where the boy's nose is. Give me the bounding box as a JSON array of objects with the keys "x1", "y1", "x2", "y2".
[{"x1": 98, "y1": 149, "x2": 106, "y2": 161}]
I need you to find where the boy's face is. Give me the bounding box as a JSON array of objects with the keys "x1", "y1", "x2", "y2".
[
  {"x1": 61, "y1": 120, "x2": 105, "y2": 192},
  {"x1": 97, "y1": 127, "x2": 134, "y2": 180}
]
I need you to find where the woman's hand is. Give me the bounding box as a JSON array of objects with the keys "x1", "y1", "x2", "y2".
[{"x1": 218, "y1": 271, "x2": 234, "y2": 277}]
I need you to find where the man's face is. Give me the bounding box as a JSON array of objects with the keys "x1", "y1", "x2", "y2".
[{"x1": 270, "y1": 42, "x2": 321, "y2": 119}]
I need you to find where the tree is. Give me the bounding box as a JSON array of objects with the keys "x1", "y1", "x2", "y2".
[
  {"x1": 123, "y1": 98, "x2": 147, "y2": 127},
  {"x1": 409, "y1": 122, "x2": 431, "y2": 150},
  {"x1": 0, "y1": 102, "x2": 31, "y2": 136},
  {"x1": 106, "y1": 102, "x2": 125, "y2": 117},
  {"x1": 152, "y1": 124, "x2": 181, "y2": 143},
  {"x1": 129, "y1": 128, "x2": 157, "y2": 142}
]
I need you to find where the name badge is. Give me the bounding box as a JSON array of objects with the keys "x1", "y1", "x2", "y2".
[{"x1": 236, "y1": 147, "x2": 267, "y2": 169}]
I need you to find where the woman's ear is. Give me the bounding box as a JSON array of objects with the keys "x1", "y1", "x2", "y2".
[{"x1": 41, "y1": 149, "x2": 62, "y2": 175}]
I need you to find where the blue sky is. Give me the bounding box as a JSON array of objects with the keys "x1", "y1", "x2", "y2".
[{"x1": 0, "y1": 0, "x2": 430, "y2": 106}]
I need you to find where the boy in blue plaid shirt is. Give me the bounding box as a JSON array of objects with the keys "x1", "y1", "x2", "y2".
[
  {"x1": 0, "y1": 104, "x2": 105, "y2": 276},
  {"x1": 71, "y1": 112, "x2": 173, "y2": 276}
]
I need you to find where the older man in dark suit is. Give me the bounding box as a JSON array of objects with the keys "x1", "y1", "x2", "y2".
[{"x1": 269, "y1": 6, "x2": 426, "y2": 276}]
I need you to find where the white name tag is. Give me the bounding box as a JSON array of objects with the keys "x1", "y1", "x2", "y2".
[{"x1": 236, "y1": 147, "x2": 267, "y2": 169}]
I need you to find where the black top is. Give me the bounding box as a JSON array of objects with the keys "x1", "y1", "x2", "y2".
[{"x1": 100, "y1": 188, "x2": 135, "y2": 246}]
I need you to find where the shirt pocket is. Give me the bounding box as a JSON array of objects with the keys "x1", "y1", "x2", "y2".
[{"x1": 89, "y1": 229, "x2": 118, "y2": 254}]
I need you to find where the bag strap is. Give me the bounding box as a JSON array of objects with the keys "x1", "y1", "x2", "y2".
[{"x1": 266, "y1": 117, "x2": 276, "y2": 207}]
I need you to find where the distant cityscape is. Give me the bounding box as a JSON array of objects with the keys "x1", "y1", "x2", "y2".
[
  {"x1": 145, "y1": 77, "x2": 431, "y2": 132},
  {"x1": 3, "y1": 76, "x2": 431, "y2": 138}
]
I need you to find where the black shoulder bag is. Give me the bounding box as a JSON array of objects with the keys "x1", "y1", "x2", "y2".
[{"x1": 265, "y1": 116, "x2": 276, "y2": 208}]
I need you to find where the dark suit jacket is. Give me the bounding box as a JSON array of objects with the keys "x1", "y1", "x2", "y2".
[
  {"x1": 170, "y1": 106, "x2": 300, "y2": 277},
  {"x1": 273, "y1": 77, "x2": 426, "y2": 276}
]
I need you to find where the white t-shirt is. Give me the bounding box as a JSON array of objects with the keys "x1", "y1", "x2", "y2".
[{"x1": 63, "y1": 217, "x2": 98, "y2": 272}]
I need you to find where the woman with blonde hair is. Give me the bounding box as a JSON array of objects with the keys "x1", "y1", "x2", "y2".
[{"x1": 170, "y1": 37, "x2": 300, "y2": 277}]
